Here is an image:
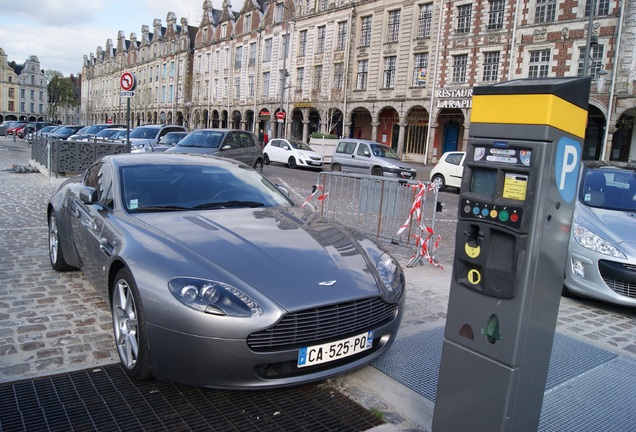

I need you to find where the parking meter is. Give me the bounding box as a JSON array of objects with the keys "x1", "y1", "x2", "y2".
[{"x1": 432, "y1": 77, "x2": 591, "y2": 432}]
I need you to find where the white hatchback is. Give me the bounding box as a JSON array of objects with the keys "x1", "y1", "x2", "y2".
[
  {"x1": 263, "y1": 138, "x2": 324, "y2": 169},
  {"x1": 430, "y1": 151, "x2": 466, "y2": 191}
]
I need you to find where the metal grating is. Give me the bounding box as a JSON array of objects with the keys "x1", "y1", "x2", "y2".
[
  {"x1": 0, "y1": 364, "x2": 384, "y2": 432},
  {"x1": 248, "y1": 297, "x2": 397, "y2": 350},
  {"x1": 371, "y1": 326, "x2": 636, "y2": 431}
]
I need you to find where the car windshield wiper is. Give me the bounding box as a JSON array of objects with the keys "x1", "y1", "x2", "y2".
[
  {"x1": 133, "y1": 205, "x2": 193, "y2": 212},
  {"x1": 193, "y1": 201, "x2": 265, "y2": 209}
]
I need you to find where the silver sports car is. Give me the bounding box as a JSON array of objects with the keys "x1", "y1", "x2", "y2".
[{"x1": 47, "y1": 153, "x2": 405, "y2": 388}]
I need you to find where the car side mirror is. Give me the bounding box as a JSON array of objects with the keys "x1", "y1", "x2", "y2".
[
  {"x1": 79, "y1": 186, "x2": 98, "y2": 204},
  {"x1": 283, "y1": 145, "x2": 290, "y2": 150},
  {"x1": 276, "y1": 184, "x2": 289, "y2": 196},
  {"x1": 221, "y1": 144, "x2": 231, "y2": 151}
]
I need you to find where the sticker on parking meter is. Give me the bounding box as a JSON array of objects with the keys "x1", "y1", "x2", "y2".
[
  {"x1": 503, "y1": 173, "x2": 528, "y2": 201},
  {"x1": 555, "y1": 137, "x2": 581, "y2": 203}
]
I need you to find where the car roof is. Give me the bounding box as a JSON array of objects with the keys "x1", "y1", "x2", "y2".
[{"x1": 103, "y1": 152, "x2": 243, "y2": 168}]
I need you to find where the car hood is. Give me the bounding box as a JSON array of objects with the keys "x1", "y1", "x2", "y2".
[
  {"x1": 575, "y1": 204, "x2": 636, "y2": 249},
  {"x1": 132, "y1": 207, "x2": 385, "y2": 310},
  {"x1": 297, "y1": 150, "x2": 322, "y2": 159}
]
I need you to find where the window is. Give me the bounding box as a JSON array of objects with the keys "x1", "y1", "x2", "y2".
[
  {"x1": 357, "y1": 60, "x2": 368, "y2": 90},
  {"x1": 170, "y1": 61, "x2": 175, "y2": 77},
  {"x1": 488, "y1": 0, "x2": 505, "y2": 30},
  {"x1": 8, "y1": 88, "x2": 14, "y2": 97},
  {"x1": 413, "y1": 52, "x2": 429, "y2": 86},
  {"x1": 383, "y1": 56, "x2": 397, "y2": 88},
  {"x1": 333, "y1": 63, "x2": 344, "y2": 89},
  {"x1": 577, "y1": 45, "x2": 604, "y2": 77},
  {"x1": 84, "y1": 163, "x2": 113, "y2": 208},
  {"x1": 224, "y1": 77, "x2": 229, "y2": 97},
  {"x1": 235, "y1": 46, "x2": 243, "y2": 69},
  {"x1": 264, "y1": 38, "x2": 273, "y2": 62},
  {"x1": 221, "y1": 23, "x2": 227, "y2": 39},
  {"x1": 387, "y1": 10, "x2": 400, "y2": 43},
  {"x1": 297, "y1": 67, "x2": 305, "y2": 90},
  {"x1": 225, "y1": 48, "x2": 230, "y2": 69},
  {"x1": 249, "y1": 42, "x2": 257, "y2": 66},
  {"x1": 279, "y1": 69, "x2": 287, "y2": 94},
  {"x1": 452, "y1": 54, "x2": 468, "y2": 83},
  {"x1": 244, "y1": 14, "x2": 252, "y2": 32},
  {"x1": 529, "y1": 49, "x2": 551, "y2": 78},
  {"x1": 274, "y1": 4, "x2": 284, "y2": 23},
  {"x1": 535, "y1": 0, "x2": 556, "y2": 23},
  {"x1": 319, "y1": 0, "x2": 328, "y2": 11},
  {"x1": 360, "y1": 16, "x2": 372, "y2": 47},
  {"x1": 299, "y1": 30, "x2": 307, "y2": 56},
  {"x1": 162, "y1": 86, "x2": 166, "y2": 102},
  {"x1": 262, "y1": 72, "x2": 270, "y2": 96},
  {"x1": 235, "y1": 78, "x2": 241, "y2": 98},
  {"x1": 337, "y1": 21, "x2": 347, "y2": 51},
  {"x1": 585, "y1": 0, "x2": 610, "y2": 16},
  {"x1": 314, "y1": 65, "x2": 323, "y2": 90},
  {"x1": 317, "y1": 26, "x2": 326, "y2": 54},
  {"x1": 169, "y1": 85, "x2": 174, "y2": 102},
  {"x1": 281, "y1": 34, "x2": 290, "y2": 59},
  {"x1": 482, "y1": 51, "x2": 500, "y2": 81},
  {"x1": 248, "y1": 75, "x2": 255, "y2": 97},
  {"x1": 457, "y1": 4, "x2": 472, "y2": 34},
  {"x1": 418, "y1": 4, "x2": 433, "y2": 38}
]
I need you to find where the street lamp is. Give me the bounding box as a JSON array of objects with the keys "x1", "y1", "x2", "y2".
[
  {"x1": 274, "y1": 0, "x2": 291, "y2": 138},
  {"x1": 582, "y1": 0, "x2": 597, "y2": 76}
]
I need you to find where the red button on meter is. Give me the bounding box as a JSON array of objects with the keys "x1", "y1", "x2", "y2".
[{"x1": 510, "y1": 213, "x2": 519, "y2": 223}]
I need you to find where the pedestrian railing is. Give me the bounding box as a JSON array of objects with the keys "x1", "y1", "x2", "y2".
[
  {"x1": 303, "y1": 172, "x2": 442, "y2": 267},
  {"x1": 31, "y1": 136, "x2": 127, "y2": 177}
]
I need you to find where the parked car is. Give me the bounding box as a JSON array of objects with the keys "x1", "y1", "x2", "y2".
[
  {"x1": 25, "y1": 125, "x2": 60, "y2": 143},
  {"x1": 18, "y1": 121, "x2": 54, "y2": 138},
  {"x1": 47, "y1": 125, "x2": 85, "y2": 140},
  {"x1": 47, "y1": 153, "x2": 405, "y2": 388},
  {"x1": 150, "y1": 131, "x2": 190, "y2": 151},
  {"x1": 0, "y1": 121, "x2": 18, "y2": 136},
  {"x1": 6, "y1": 121, "x2": 28, "y2": 137},
  {"x1": 264, "y1": 138, "x2": 324, "y2": 170},
  {"x1": 69, "y1": 123, "x2": 126, "y2": 141},
  {"x1": 331, "y1": 139, "x2": 416, "y2": 179},
  {"x1": 430, "y1": 151, "x2": 466, "y2": 191},
  {"x1": 563, "y1": 161, "x2": 636, "y2": 307},
  {"x1": 129, "y1": 124, "x2": 187, "y2": 152},
  {"x1": 165, "y1": 128, "x2": 264, "y2": 172},
  {"x1": 81, "y1": 127, "x2": 127, "y2": 142}
]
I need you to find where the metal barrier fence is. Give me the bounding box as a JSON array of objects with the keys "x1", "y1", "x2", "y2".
[
  {"x1": 303, "y1": 172, "x2": 441, "y2": 267},
  {"x1": 31, "y1": 136, "x2": 127, "y2": 176}
]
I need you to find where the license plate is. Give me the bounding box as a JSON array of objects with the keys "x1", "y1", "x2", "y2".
[
  {"x1": 297, "y1": 331, "x2": 374, "y2": 368},
  {"x1": 308, "y1": 161, "x2": 321, "y2": 166}
]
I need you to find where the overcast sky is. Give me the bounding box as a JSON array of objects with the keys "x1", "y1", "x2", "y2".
[{"x1": 0, "y1": 0, "x2": 244, "y2": 77}]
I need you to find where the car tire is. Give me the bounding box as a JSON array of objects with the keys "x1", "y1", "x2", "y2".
[
  {"x1": 253, "y1": 158, "x2": 264, "y2": 173},
  {"x1": 561, "y1": 284, "x2": 574, "y2": 298},
  {"x1": 371, "y1": 167, "x2": 384, "y2": 176},
  {"x1": 263, "y1": 153, "x2": 270, "y2": 165},
  {"x1": 432, "y1": 174, "x2": 446, "y2": 191},
  {"x1": 111, "y1": 268, "x2": 152, "y2": 380},
  {"x1": 48, "y1": 210, "x2": 73, "y2": 271},
  {"x1": 331, "y1": 163, "x2": 342, "y2": 172},
  {"x1": 288, "y1": 157, "x2": 297, "y2": 169}
]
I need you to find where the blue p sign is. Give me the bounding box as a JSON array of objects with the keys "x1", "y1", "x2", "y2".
[{"x1": 555, "y1": 137, "x2": 581, "y2": 203}]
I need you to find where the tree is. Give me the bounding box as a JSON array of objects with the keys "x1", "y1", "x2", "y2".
[{"x1": 47, "y1": 70, "x2": 79, "y2": 122}]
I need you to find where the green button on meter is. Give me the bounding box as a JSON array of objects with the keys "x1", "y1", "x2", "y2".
[{"x1": 499, "y1": 209, "x2": 509, "y2": 222}]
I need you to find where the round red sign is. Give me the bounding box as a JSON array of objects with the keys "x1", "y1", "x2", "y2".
[
  {"x1": 120, "y1": 72, "x2": 135, "y2": 91},
  {"x1": 276, "y1": 111, "x2": 286, "y2": 120}
]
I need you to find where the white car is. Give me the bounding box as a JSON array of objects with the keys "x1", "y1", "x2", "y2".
[
  {"x1": 263, "y1": 138, "x2": 324, "y2": 169},
  {"x1": 430, "y1": 151, "x2": 466, "y2": 191}
]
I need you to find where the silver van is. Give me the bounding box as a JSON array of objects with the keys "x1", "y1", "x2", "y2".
[{"x1": 331, "y1": 139, "x2": 417, "y2": 179}]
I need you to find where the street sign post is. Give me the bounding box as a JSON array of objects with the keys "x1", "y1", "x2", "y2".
[{"x1": 119, "y1": 72, "x2": 136, "y2": 153}]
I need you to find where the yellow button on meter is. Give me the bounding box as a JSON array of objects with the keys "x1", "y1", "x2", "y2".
[
  {"x1": 490, "y1": 209, "x2": 498, "y2": 218},
  {"x1": 467, "y1": 269, "x2": 482, "y2": 285}
]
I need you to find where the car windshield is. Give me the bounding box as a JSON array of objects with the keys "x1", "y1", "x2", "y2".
[
  {"x1": 120, "y1": 163, "x2": 292, "y2": 212},
  {"x1": 85, "y1": 125, "x2": 108, "y2": 135},
  {"x1": 159, "y1": 133, "x2": 186, "y2": 145},
  {"x1": 130, "y1": 127, "x2": 160, "y2": 139},
  {"x1": 290, "y1": 140, "x2": 313, "y2": 151},
  {"x1": 580, "y1": 168, "x2": 636, "y2": 211},
  {"x1": 55, "y1": 126, "x2": 78, "y2": 134},
  {"x1": 176, "y1": 130, "x2": 224, "y2": 148},
  {"x1": 370, "y1": 144, "x2": 400, "y2": 160},
  {"x1": 95, "y1": 129, "x2": 121, "y2": 137}
]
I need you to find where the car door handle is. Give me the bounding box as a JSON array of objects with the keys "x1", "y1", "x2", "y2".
[{"x1": 99, "y1": 238, "x2": 114, "y2": 257}]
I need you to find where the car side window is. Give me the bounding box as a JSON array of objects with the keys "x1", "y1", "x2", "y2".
[
  {"x1": 224, "y1": 132, "x2": 241, "y2": 150},
  {"x1": 83, "y1": 162, "x2": 114, "y2": 208},
  {"x1": 446, "y1": 153, "x2": 463, "y2": 166},
  {"x1": 238, "y1": 132, "x2": 256, "y2": 148},
  {"x1": 357, "y1": 144, "x2": 370, "y2": 157},
  {"x1": 336, "y1": 142, "x2": 356, "y2": 155}
]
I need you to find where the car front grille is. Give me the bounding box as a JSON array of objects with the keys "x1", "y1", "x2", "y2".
[
  {"x1": 600, "y1": 261, "x2": 636, "y2": 299},
  {"x1": 247, "y1": 297, "x2": 398, "y2": 351}
]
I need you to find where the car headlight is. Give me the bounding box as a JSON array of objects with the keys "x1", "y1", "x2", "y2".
[
  {"x1": 169, "y1": 277, "x2": 263, "y2": 317},
  {"x1": 572, "y1": 221, "x2": 626, "y2": 259},
  {"x1": 376, "y1": 253, "x2": 405, "y2": 297}
]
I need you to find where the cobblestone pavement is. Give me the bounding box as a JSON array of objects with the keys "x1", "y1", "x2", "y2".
[{"x1": 1, "y1": 136, "x2": 636, "y2": 431}]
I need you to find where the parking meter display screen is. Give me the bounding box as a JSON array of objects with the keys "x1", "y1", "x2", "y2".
[{"x1": 470, "y1": 168, "x2": 497, "y2": 196}]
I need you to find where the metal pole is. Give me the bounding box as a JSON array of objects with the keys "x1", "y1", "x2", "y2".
[
  {"x1": 126, "y1": 98, "x2": 131, "y2": 153},
  {"x1": 279, "y1": 5, "x2": 288, "y2": 139}
]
